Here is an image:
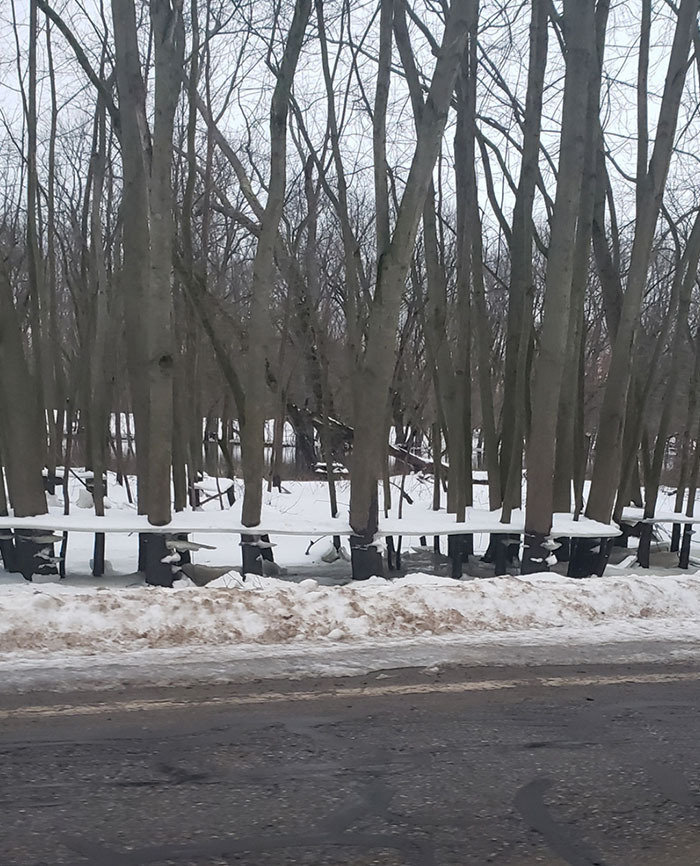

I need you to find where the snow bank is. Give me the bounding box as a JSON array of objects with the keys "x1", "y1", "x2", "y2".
[{"x1": 2, "y1": 572, "x2": 700, "y2": 654}]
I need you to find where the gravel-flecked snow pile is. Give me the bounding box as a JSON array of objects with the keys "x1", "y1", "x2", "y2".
[{"x1": 2, "y1": 572, "x2": 700, "y2": 653}]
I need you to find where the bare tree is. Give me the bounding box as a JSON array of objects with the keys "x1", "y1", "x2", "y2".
[
  {"x1": 586, "y1": 0, "x2": 699, "y2": 532},
  {"x1": 348, "y1": 0, "x2": 472, "y2": 578},
  {"x1": 522, "y1": 0, "x2": 596, "y2": 574}
]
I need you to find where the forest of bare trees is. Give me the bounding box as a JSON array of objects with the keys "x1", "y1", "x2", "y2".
[{"x1": 2, "y1": 0, "x2": 700, "y2": 582}]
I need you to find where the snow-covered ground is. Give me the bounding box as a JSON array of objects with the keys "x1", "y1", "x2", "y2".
[
  {"x1": 2, "y1": 473, "x2": 700, "y2": 692},
  {"x1": 4, "y1": 569, "x2": 700, "y2": 653},
  {"x1": 2, "y1": 570, "x2": 700, "y2": 692}
]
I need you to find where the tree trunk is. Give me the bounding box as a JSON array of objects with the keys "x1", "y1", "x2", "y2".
[
  {"x1": 522, "y1": 0, "x2": 595, "y2": 573},
  {"x1": 638, "y1": 211, "x2": 700, "y2": 566},
  {"x1": 350, "y1": 0, "x2": 472, "y2": 555},
  {"x1": 394, "y1": 0, "x2": 470, "y2": 523},
  {"x1": 586, "y1": 0, "x2": 698, "y2": 525},
  {"x1": 461, "y1": 7, "x2": 499, "y2": 508},
  {"x1": 88, "y1": 96, "x2": 111, "y2": 577},
  {"x1": 111, "y1": 0, "x2": 152, "y2": 513},
  {"x1": 0, "y1": 258, "x2": 48, "y2": 520},
  {"x1": 553, "y1": 0, "x2": 610, "y2": 516},
  {"x1": 671, "y1": 324, "x2": 700, "y2": 550},
  {"x1": 500, "y1": 0, "x2": 548, "y2": 516},
  {"x1": 145, "y1": 0, "x2": 184, "y2": 525},
  {"x1": 0, "y1": 445, "x2": 18, "y2": 573},
  {"x1": 241, "y1": 0, "x2": 312, "y2": 528}
]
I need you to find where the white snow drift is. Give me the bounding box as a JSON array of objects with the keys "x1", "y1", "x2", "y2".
[{"x1": 2, "y1": 571, "x2": 700, "y2": 654}]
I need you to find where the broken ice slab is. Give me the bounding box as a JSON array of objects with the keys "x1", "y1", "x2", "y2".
[
  {"x1": 238, "y1": 539, "x2": 277, "y2": 548},
  {"x1": 165, "y1": 538, "x2": 217, "y2": 551},
  {"x1": 27, "y1": 533, "x2": 63, "y2": 544}
]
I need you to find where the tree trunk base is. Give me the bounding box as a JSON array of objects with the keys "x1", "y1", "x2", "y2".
[
  {"x1": 92, "y1": 533, "x2": 105, "y2": 577},
  {"x1": 138, "y1": 533, "x2": 148, "y2": 572},
  {"x1": 595, "y1": 537, "x2": 614, "y2": 576},
  {"x1": 43, "y1": 471, "x2": 63, "y2": 496},
  {"x1": 670, "y1": 522, "x2": 681, "y2": 553},
  {"x1": 14, "y1": 531, "x2": 50, "y2": 582},
  {"x1": 484, "y1": 534, "x2": 520, "y2": 575},
  {"x1": 448, "y1": 534, "x2": 462, "y2": 578},
  {"x1": 350, "y1": 535, "x2": 383, "y2": 580},
  {"x1": 679, "y1": 525, "x2": 693, "y2": 569},
  {"x1": 567, "y1": 537, "x2": 597, "y2": 577},
  {"x1": 260, "y1": 534, "x2": 274, "y2": 563},
  {"x1": 59, "y1": 533, "x2": 68, "y2": 579},
  {"x1": 637, "y1": 523, "x2": 653, "y2": 568},
  {"x1": 173, "y1": 534, "x2": 192, "y2": 566},
  {"x1": 465, "y1": 534, "x2": 474, "y2": 558},
  {"x1": 613, "y1": 525, "x2": 631, "y2": 548},
  {"x1": 0, "y1": 535, "x2": 18, "y2": 573},
  {"x1": 447, "y1": 534, "x2": 472, "y2": 578},
  {"x1": 520, "y1": 531, "x2": 549, "y2": 575},
  {"x1": 240, "y1": 534, "x2": 274, "y2": 576},
  {"x1": 143, "y1": 534, "x2": 173, "y2": 586},
  {"x1": 386, "y1": 536, "x2": 396, "y2": 571},
  {"x1": 567, "y1": 537, "x2": 612, "y2": 578},
  {"x1": 555, "y1": 537, "x2": 570, "y2": 563}
]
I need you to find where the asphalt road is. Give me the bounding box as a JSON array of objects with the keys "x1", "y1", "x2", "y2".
[{"x1": 2, "y1": 663, "x2": 700, "y2": 866}]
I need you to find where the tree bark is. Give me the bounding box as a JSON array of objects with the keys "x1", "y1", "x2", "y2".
[
  {"x1": 522, "y1": 0, "x2": 595, "y2": 573},
  {"x1": 552, "y1": 0, "x2": 610, "y2": 515},
  {"x1": 349, "y1": 0, "x2": 472, "y2": 551},
  {"x1": 145, "y1": 0, "x2": 184, "y2": 525},
  {"x1": 0, "y1": 255, "x2": 48, "y2": 519},
  {"x1": 111, "y1": 0, "x2": 152, "y2": 513},
  {"x1": 240, "y1": 0, "x2": 312, "y2": 528},
  {"x1": 500, "y1": 0, "x2": 548, "y2": 517},
  {"x1": 586, "y1": 0, "x2": 698, "y2": 525},
  {"x1": 638, "y1": 210, "x2": 700, "y2": 565}
]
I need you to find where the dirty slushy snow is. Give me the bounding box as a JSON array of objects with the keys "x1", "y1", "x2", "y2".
[{"x1": 3, "y1": 570, "x2": 700, "y2": 652}]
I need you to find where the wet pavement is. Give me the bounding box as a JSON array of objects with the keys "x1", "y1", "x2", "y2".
[{"x1": 2, "y1": 662, "x2": 700, "y2": 865}]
